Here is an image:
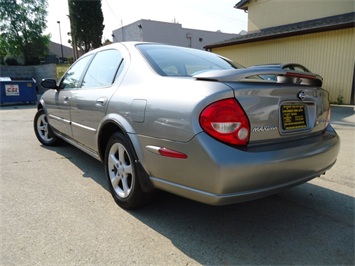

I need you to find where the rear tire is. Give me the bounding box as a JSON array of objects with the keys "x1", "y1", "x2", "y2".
[
  {"x1": 34, "y1": 109, "x2": 60, "y2": 146},
  {"x1": 104, "y1": 132, "x2": 149, "y2": 209}
]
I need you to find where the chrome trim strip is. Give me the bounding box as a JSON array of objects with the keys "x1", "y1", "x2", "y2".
[
  {"x1": 71, "y1": 121, "x2": 97, "y2": 133},
  {"x1": 49, "y1": 114, "x2": 70, "y2": 125}
]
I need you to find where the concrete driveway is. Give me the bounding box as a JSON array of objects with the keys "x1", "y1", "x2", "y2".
[{"x1": 0, "y1": 104, "x2": 354, "y2": 265}]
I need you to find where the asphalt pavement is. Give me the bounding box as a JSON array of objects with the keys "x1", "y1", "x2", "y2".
[{"x1": 0, "y1": 104, "x2": 354, "y2": 265}]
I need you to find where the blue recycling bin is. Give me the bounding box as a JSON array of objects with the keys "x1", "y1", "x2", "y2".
[{"x1": 0, "y1": 77, "x2": 37, "y2": 104}]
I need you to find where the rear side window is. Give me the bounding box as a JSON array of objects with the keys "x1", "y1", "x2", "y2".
[
  {"x1": 137, "y1": 44, "x2": 241, "y2": 76},
  {"x1": 81, "y1": 49, "x2": 123, "y2": 88}
]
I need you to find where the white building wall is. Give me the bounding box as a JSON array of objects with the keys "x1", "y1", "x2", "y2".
[{"x1": 112, "y1": 20, "x2": 239, "y2": 50}]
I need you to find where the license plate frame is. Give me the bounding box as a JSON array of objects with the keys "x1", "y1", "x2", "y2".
[{"x1": 281, "y1": 105, "x2": 307, "y2": 130}]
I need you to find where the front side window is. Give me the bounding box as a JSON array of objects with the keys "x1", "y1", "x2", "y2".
[
  {"x1": 81, "y1": 49, "x2": 123, "y2": 88},
  {"x1": 59, "y1": 54, "x2": 94, "y2": 89},
  {"x1": 137, "y1": 44, "x2": 242, "y2": 77}
]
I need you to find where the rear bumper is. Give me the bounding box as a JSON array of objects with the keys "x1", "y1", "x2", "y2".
[
  {"x1": 150, "y1": 167, "x2": 333, "y2": 205},
  {"x1": 139, "y1": 125, "x2": 340, "y2": 205}
]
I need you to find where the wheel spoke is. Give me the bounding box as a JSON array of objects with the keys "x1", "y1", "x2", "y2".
[
  {"x1": 40, "y1": 115, "x2": 47, "y2": 124},
  {"x1": 118, "y1": 144, "x2": 126, "y2": 162},
  {"x1": 38, "y1": 125, "x2": 46, "y2": 131},
  {"x1": 122, "y1": 175, "x2": 132, "y2": 196},
  {"x1": 44, "y1": 130, "x2": 50, "y2": 140},
  {"x1": 110, "y1": 173, "x2": 120, "y2": 188},
  {"x1": 109, "y1": 152, "x2": 119, "y2": 166},
  {"x1": 122, "y1": 164, "x2": 133, "y2": 175}
]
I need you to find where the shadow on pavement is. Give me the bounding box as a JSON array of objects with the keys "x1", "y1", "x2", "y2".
[
  {"x1": 43, "y1": 142, "x2": 354, "y2": 265},
  {"x1": 41, "y1": 143, "x2": 108, "y2": 190},
  {"x1": 33, "y1": 103, "x2": 354, "y2": 265},
  {"x1": 130, "y1": 185, "x2": 354, "y2": 265}
]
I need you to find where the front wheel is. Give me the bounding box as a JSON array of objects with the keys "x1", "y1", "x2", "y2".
[
  {"x1": 105, "y1": 132, "x2": 148, "y2": 209},
  {"x1": 33, "y1": 109, "x2": 59, "y2": 146}
]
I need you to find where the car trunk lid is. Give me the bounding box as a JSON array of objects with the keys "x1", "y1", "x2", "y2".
[{"x1": 194, "y1": 69, "x2": 329, "y2": 144}]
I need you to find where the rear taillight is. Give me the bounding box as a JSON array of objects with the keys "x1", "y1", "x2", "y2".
[
  {"x1": 324, "y1": 105, "x2": 331, "y2": 130},
  {"x1": 199, "y1": 98, "x2": 250, "y2": 145}
]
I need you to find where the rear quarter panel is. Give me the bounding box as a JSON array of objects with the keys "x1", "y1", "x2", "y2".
[{"x1": 108, "y1": 76, "x2": 234, "y2": 142}]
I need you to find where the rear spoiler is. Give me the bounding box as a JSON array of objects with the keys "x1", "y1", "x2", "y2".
[{"x1": 193, "y1": 68, "x2": 323, "y2": 87}]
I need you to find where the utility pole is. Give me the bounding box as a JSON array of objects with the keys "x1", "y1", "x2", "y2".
[
  {"x1": 68, "y1": 0, "x2": 78, "y2": 61},
  {"x1": 57, "y1": 21, "x2": 64, "y2": 63}
]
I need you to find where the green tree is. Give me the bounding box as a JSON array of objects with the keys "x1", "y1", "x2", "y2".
[
  {"x1": 68, "y1": 0, "x2": 104, "y2": 53},
  {"x1": 103, "y1": 39, "x2": 112, "y2": 46},
  {"x1": 0, "y1": 0, "x2": 50, "y2": 65}
]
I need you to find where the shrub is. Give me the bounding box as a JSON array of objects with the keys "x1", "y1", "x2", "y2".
[{"x1": 4, "y1": 56, "x2": 19, "y2": 66}]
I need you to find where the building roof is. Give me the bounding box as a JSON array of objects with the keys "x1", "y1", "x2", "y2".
[
  {"x1": 205, "y1": 12, "x2": 355, "y2": 49},
  {"x1": 49, "y1": 41, "x2": 73, "y2": 58},
  {"x1": 234, "y1": 0, "x2": 250, "y2": 11}
]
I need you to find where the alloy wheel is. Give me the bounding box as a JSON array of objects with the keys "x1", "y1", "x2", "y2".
[{"x1": 107, "y1": 142, "x2": 134, "y2": 199}]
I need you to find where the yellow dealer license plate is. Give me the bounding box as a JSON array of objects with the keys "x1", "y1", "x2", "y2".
[{"x1": 281, "y1": 105, "x2": 307, "y2": 130}]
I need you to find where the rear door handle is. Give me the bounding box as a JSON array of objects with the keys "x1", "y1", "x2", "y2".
[{"x1": 96, "y1": 97, "x2": 108, "y2": 106}]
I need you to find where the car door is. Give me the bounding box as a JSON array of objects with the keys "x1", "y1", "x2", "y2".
[
  {"x1": 69, "y1": 49, "x2": 124, "y2": 151},
  {"x1": 45, "y1": 54, "x2": 94, "y2": 138}
]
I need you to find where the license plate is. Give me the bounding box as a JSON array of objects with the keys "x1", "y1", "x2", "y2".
[{"x1": 281, "y1": 105, "x2": 307, "y2": 130}]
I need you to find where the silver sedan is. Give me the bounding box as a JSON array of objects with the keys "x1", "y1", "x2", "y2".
[{"x1": 34, "y1": 42, "x2": 340, "y2": 209}]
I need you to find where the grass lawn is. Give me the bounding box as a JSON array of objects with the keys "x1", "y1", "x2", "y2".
[{"x1": 56, "y1": 64, "x2": 70, "y2": 79}]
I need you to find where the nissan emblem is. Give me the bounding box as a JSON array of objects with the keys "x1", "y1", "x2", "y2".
[{"x1": 298, "y1": 90, "x2": 306, "y2": 100}]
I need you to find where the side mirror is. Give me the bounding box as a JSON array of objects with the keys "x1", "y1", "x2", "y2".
[{"x1": 41, "y1": 79, "x2": 58, "y2": 89}]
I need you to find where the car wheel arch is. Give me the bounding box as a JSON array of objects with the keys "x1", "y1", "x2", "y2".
[
  {"x1": 36, "y1": 99, "x2": 50, "y2": 117},
  {"x1": 98, "y1": 120, "x2": 155, "y2": 194},
  {"x1": 36, "y1": 99, "x2": 45, "y2": 112},
  {"x1": 97, "y1": 118, "x2": 142, "y2": 162},
  {"x1": 37, "y1": 103, "x2": 43, "y2": 110},
  {"x1": 98, "y1": 121, "x2": 127, "y2": 162}
]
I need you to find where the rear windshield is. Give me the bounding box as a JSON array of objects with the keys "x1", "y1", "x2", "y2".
[{"x1": 136, "y1": 44, "x2": 242, "y2": 77}]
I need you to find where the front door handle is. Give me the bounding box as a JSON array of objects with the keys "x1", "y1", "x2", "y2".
[{"x1": 63, "y1": 96, "x2": 70, "y2": 104}]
